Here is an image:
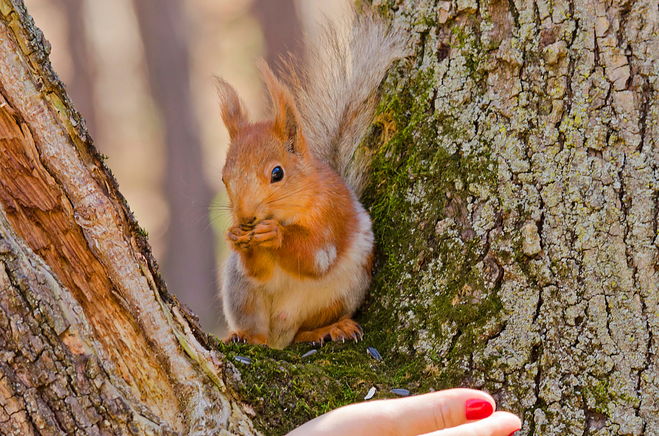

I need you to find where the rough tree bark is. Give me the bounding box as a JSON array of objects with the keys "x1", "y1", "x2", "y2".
[
  {"x1": 358, "y1": 0, "x2": 657, "y2": 435},
  {"x1": 0, "y1": 1, "x2": 255, "y2": 434},
  {"x1": 0, "y1": 0, "x2": 656, "y2": 436}
]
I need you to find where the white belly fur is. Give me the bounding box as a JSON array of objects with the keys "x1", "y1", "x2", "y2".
[{"x1": 255, "y1": 199, "x2": 373, "y2": 348}]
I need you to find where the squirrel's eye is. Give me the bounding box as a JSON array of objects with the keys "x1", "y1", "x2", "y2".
[{"x1": 270, "y1": 166, "x2": 284, "y2": 183}]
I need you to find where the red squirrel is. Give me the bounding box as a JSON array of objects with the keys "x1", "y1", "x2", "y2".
[{"x1": 216, "y1": 12, "x2": 406, "y2": 349}]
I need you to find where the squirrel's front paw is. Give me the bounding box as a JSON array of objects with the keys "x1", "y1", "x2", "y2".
[
  {"x1": 251, "y1": 219, "x2": 283, "y2": 249},
  {"x1": 227, "y1": 226, "x2": 253, "y2": 250}
]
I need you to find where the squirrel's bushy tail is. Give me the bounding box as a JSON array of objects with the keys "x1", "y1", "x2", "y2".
[{"x1": 284, "y1": 10, "x2": 407, "y2": 196}]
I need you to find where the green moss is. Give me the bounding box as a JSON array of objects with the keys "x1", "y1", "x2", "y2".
[
  {"x1": 585, "y1": 379, "x2": 611, "y2": 415},
  {"x1": 362, "y1": 63, "x2": 500, "y2": 354},
  {"x1": 217, "y1": 340, "x2": 424, "y2": 435}
]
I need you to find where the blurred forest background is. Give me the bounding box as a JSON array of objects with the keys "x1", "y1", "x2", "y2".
[{"x1": 25, "y1": 0, "x2": 350, "y2": 334}]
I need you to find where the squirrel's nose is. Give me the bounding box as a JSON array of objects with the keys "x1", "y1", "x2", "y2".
[{"x1": 240, "y1": 216, "x2": 257, "y2": 227}]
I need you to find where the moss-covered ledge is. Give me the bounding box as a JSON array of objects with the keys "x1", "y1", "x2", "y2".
[{"x1": 216, "y1": 340, "x2": 424, "y2": 434}]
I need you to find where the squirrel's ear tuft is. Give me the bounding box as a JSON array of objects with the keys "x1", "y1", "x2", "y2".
[
  {"x1": 259, "y1": 60, "x2": 307, "y2": 155},
  {"x1": 215, "y1": 77, "x2": 248, "y2": 140}
]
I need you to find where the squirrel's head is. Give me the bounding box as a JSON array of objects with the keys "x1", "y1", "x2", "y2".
[{"x1": 216, "y1": 63, "x2": 317, "y2": 227}]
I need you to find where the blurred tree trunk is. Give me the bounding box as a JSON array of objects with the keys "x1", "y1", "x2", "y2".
[
  {"x1": 53, "y1": 0, "x2": 97, "y2": 137},
  {"x1": 0, "y1": 1, "x2": 656, "y2": 436},
  {"x1": 252, "y1": 0, "x2": 303, "y2": 68},
  {"x1": 133, "y1": 0, "x2": 218, "y2": 330},
  {"x1": 0, "y1": 3, "x2": 255, "y2": 434}
]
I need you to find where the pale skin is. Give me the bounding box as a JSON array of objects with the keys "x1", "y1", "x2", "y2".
[{"x1": 288, "y1": 389, "x2": 522, "y2": 436}]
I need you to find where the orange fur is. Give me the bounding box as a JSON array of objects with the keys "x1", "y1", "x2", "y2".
[
  {"x1": 239, "y1": 249, "x2": 276, "y2": 282},
  {"x1": 219, "y1": 67, "x2": 360, "y2": 282},
  {"x1": 298, "y1": 299, "x2": 346, "y2": 331},
  {"x1": 218, "y1": 62, "x2": 374, "y2": 348},
  {"x1": 364, "y1": 250, "x2": 375, "y2": 276},
  {"x1": 276, "y1": 166, "x2": 358, "y2": 279}
]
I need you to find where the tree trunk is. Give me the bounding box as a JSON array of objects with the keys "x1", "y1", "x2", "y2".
[
  {"x1": 251, "y1": 0, "x2": 303, "y2": 69},
  {"x1": 360, "y1": 0, "x2": 657, "y2": 435},
  {"x1": 0, "y1": 1, "x2": 656, "y2": 436},
  {"x1": 133, "y1": 0, "x2": 218, "y2": 331},
  {"x1": 0, "y1": 2, "x2": 255, "y2": 434},
  {"x1": 53, "y1": 0, "x2": 97, "y2": 138}
]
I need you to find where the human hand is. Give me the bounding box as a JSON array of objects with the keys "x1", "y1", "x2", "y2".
[{"x1": 287, "y1": 388, "x2": 521, "y2": 436}]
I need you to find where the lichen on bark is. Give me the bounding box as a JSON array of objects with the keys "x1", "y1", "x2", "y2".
[{"x1": 366, "y1": 0, "x2": 657, "y2": 434}]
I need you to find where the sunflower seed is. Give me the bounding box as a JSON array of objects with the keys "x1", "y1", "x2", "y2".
[
  {"x1": 390, "y1": 388, "x2": 410, "y2": 396},
  {"x1": 364, "y1": 387, "x2": 377, "y2": 400},
  {"x1": 234, "y1": 355, "x2": 252, "y2": 365},
  {"x1": 301, "y1": 349, "x2": 317, "y2": 358},
  {"x1": 367, "y1": 347, "x2": 382, "y2": 361}
]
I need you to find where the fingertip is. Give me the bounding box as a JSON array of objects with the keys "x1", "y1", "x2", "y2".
[
  {"x1": 465, "y1": 397, "x2": 494, "y2": 420},
  {"x1": 435, "y1": 388, "x2": 497, "y2": 418},
  {"x1": 444, "y1": 388, "x2": 496, "y2": 406}
]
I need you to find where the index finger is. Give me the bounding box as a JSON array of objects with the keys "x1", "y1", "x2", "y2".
[
  {"x1": 378, "y1": 388, "x2": 497, "y2": 435},
  {"x1": 420, "y1": 411, "x2": 522, "y2": 436}
]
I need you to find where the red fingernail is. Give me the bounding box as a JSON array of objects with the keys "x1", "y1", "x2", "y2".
[
  {"x1": 508, "y1": 430, "x2": 520, "y2": 436},
  {"x1": 465, "y1": 399, "x2": 494, "y2": 420}
]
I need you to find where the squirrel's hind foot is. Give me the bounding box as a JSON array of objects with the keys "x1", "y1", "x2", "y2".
[
  {"x1": 293, "y1": 318, "x2": 363, "y2": 345},
  {"x1": 223, "y1": 330, "x2": 267, "y2": 345}
]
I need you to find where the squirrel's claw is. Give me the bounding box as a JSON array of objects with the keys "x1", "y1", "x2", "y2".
[
  {"x1": 354, "y1": 325, "x2": 364, "y2": 342},
  {"x1": 294, "y1": 318, "x2": 363, "y2": 346},
  {"x1": 223, "y1": 331, "x2": 267, "y2": 345},
  {"x1": 223, "y1": 332, "x2": 246, "y2": 344},
  {"x1": 227, "y1": 221, "x2": 283, "y2": 250}
]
